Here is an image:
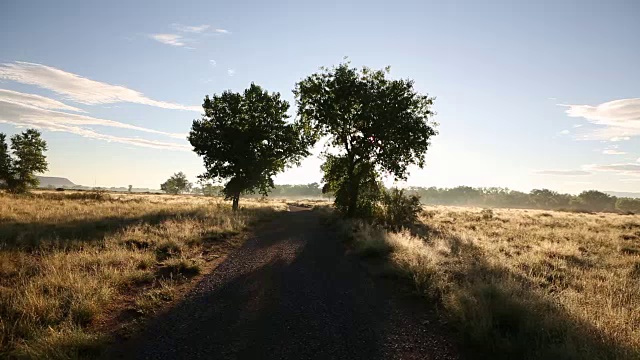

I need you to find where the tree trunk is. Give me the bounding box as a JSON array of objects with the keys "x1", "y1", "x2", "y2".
[
  {"x1": 346, "y1": 155, "x2": 359, "y2": 218},
  {"x1": 346, "y1": 180, "x2": 359, "y2": 218},
  {"x1": 232, "y1": 194, "x2": 240, "y2": 211}
]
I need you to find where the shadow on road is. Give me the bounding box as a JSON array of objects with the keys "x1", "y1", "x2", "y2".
[{"x1": 113, "y1": 209, "x2": 459, "y2": 359}]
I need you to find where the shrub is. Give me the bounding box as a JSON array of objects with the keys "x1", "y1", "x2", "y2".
[
  {"x1": 378, "y1": 188, "x2": 422, "y2": 230},
  {"x1": 480, "y1": 208, "x2": 494, "y2": 220}
]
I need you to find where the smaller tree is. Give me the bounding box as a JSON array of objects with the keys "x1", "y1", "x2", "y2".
[
  {"x1": 128, "y1": 185, "x2": 133, "y2": 193},
  {"x1": 189, "y1": 83, "x2": 311, "y2": 210},
  {"x1": 160, "y1": 172, "x2": 192, "y2": 195},
  {"x1": 0, "y1": 129, "x2": 48, "y2": 193}
]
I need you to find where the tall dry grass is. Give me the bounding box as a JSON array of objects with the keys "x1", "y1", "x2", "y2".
[
  {"x1": 0, "y1": 191, "x2": 285, "y2": 359},
  {"x1": 349, "y1": 206, "x2": 640, "y2": 359}
]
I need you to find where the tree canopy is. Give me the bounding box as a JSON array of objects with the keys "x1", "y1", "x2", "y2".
[
  {"x1": 0, "y1": 129, "x2": 48, "y2": 193},
  {"x1": 160, "y1": 172, "x2": 192, "y2": 195},
  {"x1": 188, "y1": 83, "x2": 311, "y2": 210},
  {"x1": 294, "y1": 62, "x2": 437, "y2": 217}
]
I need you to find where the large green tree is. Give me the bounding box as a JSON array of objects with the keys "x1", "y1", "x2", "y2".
[
  {"x1": 294, "y1": 62, "x2": 437, "y2": 217},
  {"x1": 0, "y1": 129, "x2": 48, "y2": 193},
  {"x1": 160, "y1": 172, "x2": 192, "y2": 195},
  {"x1": 188, "y1": 83, "x2": 311, "y2": 210}
]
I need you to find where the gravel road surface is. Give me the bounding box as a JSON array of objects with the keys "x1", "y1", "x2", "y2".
[{"x1": 115, "y1": 206, "x2": 462, "y2": 359}]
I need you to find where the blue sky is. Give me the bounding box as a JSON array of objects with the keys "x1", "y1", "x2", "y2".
[{"x1": 1, "y1": 0, "x2": 639, "y2": 193}]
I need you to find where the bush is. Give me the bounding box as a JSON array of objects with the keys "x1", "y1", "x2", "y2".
[
  {"x1": 480, "y1": 208, "x2": 494, "y2": 220},
  {"x1": 378, "y1": 188, "x2": 422, "y2": 230}
]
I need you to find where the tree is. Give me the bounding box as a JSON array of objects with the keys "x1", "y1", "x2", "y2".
[
  {"x1": 576, "y1": 190, "x2": 616, "y2": 212},
  {"x1": 160, "y1": 172, "x2": 192, "y2": 195},
  {"x1": 0, "y1": 129, "x2": 48, "y2": 193},
  {"x1": 615, "y1": 197, "x2": 640, "y2": 214},
  {"x1": 294, "y1": 62, "x2": 437, "y2": 217},
  {"x1": 128, "y1": 185, "x2": 133, "y2": 193},
  {"x1": 188, "y1": 83, "x2": 311, "y2": 210},
  {"x1": 0, "y1": 133, "x2": 12, "y2": 187}
]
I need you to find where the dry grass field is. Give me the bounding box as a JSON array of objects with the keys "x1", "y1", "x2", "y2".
[
  {"x1": 348, "y1": 206, "x2": 640, "y2": 359},
  {"x1": 0, "y1": 191, "x2": 286, "y2": 359}
]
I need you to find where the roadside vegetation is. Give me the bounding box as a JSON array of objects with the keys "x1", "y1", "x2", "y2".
[
  {"x1": 0, "y1": 191, "x2": 285, "y2": 358},
  {"x1": 334, "y1": 204, "x2": 640, "y2": 359}
]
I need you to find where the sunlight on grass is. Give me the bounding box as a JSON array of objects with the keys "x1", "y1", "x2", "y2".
[
  {"x1": 0, "y1": 191, "x2": 284, "y2": 358},
  {"x1": 348, "y1": 206, "x2": 640, "y2": 359}
]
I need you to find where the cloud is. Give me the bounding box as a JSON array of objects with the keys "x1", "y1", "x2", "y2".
[
  {"x1": 209, "y1": 60, "x2": 217, "y2": 67},
  {"x1": 602, "y1": 149, "x2": 626, "y2": 155},
  {"x1": 227, "y1": 69, "x2": 235, "y2": 76},
  {"x1": 171, "y1": 24, "x2": 210, "y2": 33},
  {"x1": 0, "y1": 89, "x2": 85, "y2": 112},
  {"x1": 215, "y1": 29, "x2": 230, "y2": 34},
  {"x1": 535, "y1": 170, "x2": 591, "y2": 176},
  {"x1": 561, "y1": 98, "x2": 640, "y2": 140},
  {"x1": 149, "y1": 33, "x2": 185, "y2": 46},
  {"x1": 559, "y1": 129, "x2": 570, "y2": 135},
  {"x1": 610, "y1": 136, "x2": 630, "y2": 142},
  {"x1": 0, "y1": 62, "x2": 200, "y2": 111},
  {"x1": 586, "y1": 163, "x2": 640, "y2": 175},
  {"x1": 0, "y1": 118, "x2": 189, "y2": 151},
  {"x1": 0, "y1": 100, "x2": 186, "y2": 139}
]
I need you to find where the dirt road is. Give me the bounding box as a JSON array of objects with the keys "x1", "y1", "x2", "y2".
[{"x1": 116, "y1": 206, "x2": 461, "y2": 359}]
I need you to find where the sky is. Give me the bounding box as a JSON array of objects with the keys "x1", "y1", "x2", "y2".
[{"x1": 0, "y1": 0, "x2": 639, "y2": 193}]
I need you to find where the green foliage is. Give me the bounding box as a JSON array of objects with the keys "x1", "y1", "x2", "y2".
[
  {"x1": 188, "y1": 83, "x2": 311, "y2": 210},
  {"x1": 529, "y1": 189, "x2": 571, "y2": 209},
  {"x1": 403, "y1": 186, "x2": 638, "y2": 213},
  {"x1": 295, "y1": 62, "x2": 437, "y2": 217},
  {"x1": 160, "y1": 172, "x2": 192, "y2": 195},
  {"x1": 321, "y1": 153, "x2": 383, "y2": 218},
  {"x1": 379, "y1": 188, "x2": 422, "y2": 230},
  {"x1": 615, "y1": 197, "x2": 640, "y2": 214},
  {"x1": 0, "y1": 129, "x2": 48, "y2": 193},
  {"x1": 576, "y1": 190, "x2": 616, "y2": 212},
  {"x1": 0, "y1": 133, "x2": 12, "y2": 185}
]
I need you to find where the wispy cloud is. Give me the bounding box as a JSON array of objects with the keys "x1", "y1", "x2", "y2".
[
  {"x1": 559, "y1": 129, "x2": 570, "y2": 135},
  {"x1": 171, "y1": 23, "x2": 210, "y2": 33},
  {"x1": 585, "y1": 163, "x2": 640, "y2": 175},
  {"x1": 535, "y1": 170, "x2": 591, "y2": 176},
  {"x1": 602, "y1": 149, "x2": 626, "y2": 155},
  {"x1": 149, "y1": 33, "x2": 186, "y2": 47},
  {"x1": 0, "y1": 89, "x2": 85, "y2": 113},
  {"x1": 0, "y1": 100, "x2": 186, "y2": 139},
  {"x1": 610, "y1": 136, "x2": 630, "y2": 142},
  {"x1": 209, "y1": 60, "x2": 217, "y2": 67},
  {"x1": 227, "y1": 69, "x2": 235, "y2": 76},
  {"x1": 215, "y1": 29, "x2": 230, "y2": 34},
  {"x1": 0, "y1": 62, "x2": 200, "y2": 111},
  {"x1": 0, "y1": 118, "x2": 189, "y2": 151},
  {"x1": 560, "y1": 98, "x2": 640, "y2": 140}
]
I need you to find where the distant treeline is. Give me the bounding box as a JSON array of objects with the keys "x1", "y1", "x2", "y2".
[
  {"x1": 48, "y1": 182, "x2": 640, "y2": 213},
  {"x1": 193, "y1": 183, "x2": 330, "y2": 199},
  {"x1": 404, "y1": 186, "x2": 640, "y2": 213}
]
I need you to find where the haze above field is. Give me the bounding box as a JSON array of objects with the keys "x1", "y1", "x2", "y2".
[{"x1": 1, "y1": 1, "x2": 639, "y2": 193}]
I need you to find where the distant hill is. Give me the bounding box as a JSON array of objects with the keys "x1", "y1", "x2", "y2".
[
  {"x1": 37, "y1": 176, "x2": 76, "y2": 188},
  {"x1": 606, "y1": 191, "x2": 640, "y2": 199}
]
